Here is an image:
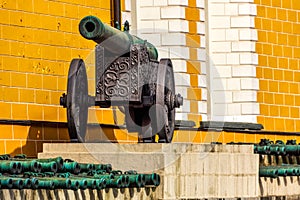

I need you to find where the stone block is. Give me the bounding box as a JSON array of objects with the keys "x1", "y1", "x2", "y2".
[
  {"x1": 241, "y1": 102, "x2": 260, "y2": 115},
  {"x1": 227, "y1": 103, "x2": 242, "y2": 115},
  {"x1": 213, "y1": 91, "x2": 233, "y2": 103},
  {"x1": 240, "y1": 53, "x2": 258, "y2": 65},
  {"x1": 154, "y1": 0, "x2": 168, "y2": 6},
  {"x1": 139, "y1": 33, "x2": 161, "y2": 46},
  {"x1": 169, "y1": 46, "x2": 189, "y2": 59},
  {"x1": 226, "y1": 29, "x2": 239, "y2": 41},
  {"x1": 211, "y1": 16, "x2": 231, "y2": 28},
  {"x1": 198, "y1": 74, "x2": 207, "y2": 87},
  {"x1": 139, "y1": 0, "x2": 154, "y2": 6},
  {"x1": 241, "y1": 78, "x2": 259, "y2": 90},
  {"x1": 210, "y1": 3, "x2": 225, "y2": 15},
  {"x1": 240, "y1": 29, "x2": 258, "y2": 41},
  {"x1": 227, "y1": 78, "x2": 241, "y2": 90},
  {"x1": 161, "y1": 6, "x2": 185, "y2": 19},
  {"x1": 197, "y1": 22, "x2": 205, "y2": 34},
  {"x1": 174, "y1": 73, "x2": 190, "y2": 87},
  {"x1": 211, "y1": 54, "x2": 227, "y2": 65},
  {"x1": 232, "y1": 41, "x2": 256, "y2": 52},
  {"x1": 201, "y1": 88, "x2": 208, "y2": 100},
  {"x1": 198, "y1": 101, "x2": 208, "y2": 113},
  {"x1": 162, "y1": 33, "x2": 186, "y2": 46},
  {"x1": 232, "y1": 65, "x2": 256, "y2": 77},
  {"x1": 212, "y1": 42, "x2": 231, "y2": 53},
  {"x1": 139, "y1": 7, "x2": 161, "y2": 20},
  {"x1": 227, "y1": 53, "x2": 240, "y2": 64},
  {"x1": 168, "y1": 20, "x2": 189, "y2": 32},
  {"x1": 196, "y1": 0, "x2": 205, "y2": 8},
  {"x1": 39, "y1": 143, "x2": 261, "y2": 199},
  {"x1": 197, "y1": 48, "x2": 207, "y2": 61},
  {"x1": 239, "y1": 3, "x2": 257, "y2": 15},
  {"x1": 172, "y1": 60, "x2": 187, "y2": 72},
  {"x1": 225, "y1": 3, "x2": 239, "y2": 15},
  {"x1": 233, "y1": 91, "x2": 257, "y2": 102},
  {"x1": 168, "y1": 0, "x2": 188, "y2": 6},
  {"x1": 212, "y1": 78, "x2": 227, "y2": 90},
  {"x1": 211, "y1": 29, "x2": 226, "y2": 41},
  {"x1": 231, "y1": 16, "x2": 255, "y2": 28},
  {"x1": 154, "y1": 20, "x2": 169, "y2": 32}
]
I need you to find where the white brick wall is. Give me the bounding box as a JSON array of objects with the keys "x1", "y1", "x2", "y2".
[
  {"x1": 169, "y1": 20, "x2": 189, "y2": 32},
  {"x1": 208, "y1": 0, "x2": 259, "y2": 123},
  {"x1": 161, "y1": 6, "x2": 185, "y2": 19}
]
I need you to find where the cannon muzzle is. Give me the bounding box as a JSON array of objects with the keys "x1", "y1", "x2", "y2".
[{"x1": 79, "y1": 15, "x2": 158, "y2": 60}]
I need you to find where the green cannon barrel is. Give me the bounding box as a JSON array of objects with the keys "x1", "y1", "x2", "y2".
[
  {"x1": 260, "y1": 166, "x2": 288, "y2": 177},
  {"x1": 37, "y1": 157, "x2": 64, "y2": 171},
  {"x1": 38, "y1": 177, "x2": 73, "y2": 190},
  {"x1": 281, "y1": 164, "x2": 300, "y2": 176},
  {"x1": 12, "y1": 178, "x2": 24, "y2": 189},
  {"x1": 126, "y1": 174, "x2": 146, "y2": 188},
  {"x1": 259, "y1": 167, "x2": 278, "y2": 178},
  {"x1": 94, "y1": 164, "x2": 112, "y2": 173},
  {"x1": 269, "y1": 145, "x2": 286, "y2": 155},
  {"x1": 36, "y1": 179, "x2": 55, "y2": 190},
  {"x1": 79, "y1": 163, "x2": 95, "y2": 173},
  {"x1": 0, "y1": 161, "x2": 20, "y2": 174},
  {"x1": 30, "y1": 178, "x2": 40, "y2": 189},
  {"x1": 283, "y1": 145, "x2": 300, "y2": 155},
  {"x1": 70, "y1": 177, "x2": 97, "y2": 190},
  {"x1": 0, "y1": 177, "x2": 13, "y2": 188},
  {"x1": 106, "y1": 176, "x2": 124, "y2": 188},
  {"x1": 79, "y1": 15, "x2": 158, "y2": 60},
  {"x1": 15, "y1": 160, "x2": 41, "y2": 173},
  {"x1": 254, "y1": 145, "x2": 271, "y2": 154},
  {"x1": 61, "y1": 162, "x2": 81, "y2": 174},
  {"x1": 144, "y1": 173, "x2": 160, "y2": 186},
  {"x1": 39, "y1": 161, "x2": 58, "y2": 173}
]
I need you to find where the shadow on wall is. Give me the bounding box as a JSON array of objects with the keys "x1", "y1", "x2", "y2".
[{"x1": 10, "y1": 122, "x2": 119, "y2": 157}]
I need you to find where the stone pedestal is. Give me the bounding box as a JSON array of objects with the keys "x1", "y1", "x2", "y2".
[{"x1": 39, "y1": 143, "x2": 259, "y2": 199}]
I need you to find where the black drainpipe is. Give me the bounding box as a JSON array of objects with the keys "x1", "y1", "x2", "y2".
[{"x1": 111, "y1": 0, "x2": 121, "y2": 30}]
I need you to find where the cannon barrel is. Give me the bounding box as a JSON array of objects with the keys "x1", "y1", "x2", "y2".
[
  {"x1": 144, "y1": 173, "x2": 160, "y2": 186},
  {"x1": 78, "y1": 163, "x2": 95, "y2": 173},
  {"x1": 127, "y1": 174, "x2": 146, "y2": 188},
  {"x1": 259, "y1": 167, "x2": 278, "y2": 178},
  {"x1": 37, "y1": 157, "x2": 64, "y2": 171},
  {"x1": 254, "y1": 145, "x2": 270, "y2": 154},
  {"x1": 94, "y1": 163, "x2": 112, "y2": 173},
  {"x1": 0, "y1": 161, "x2": 20, "y2": 174},
  {"x1": 79, "y1": 15, "x2": 158, "y2": 60},
  {"x1": 61, "y1": 162, "x2": 81, "y2": 174}
]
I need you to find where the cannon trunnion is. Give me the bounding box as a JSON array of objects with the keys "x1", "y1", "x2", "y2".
[{"x1": 60, "y1": 16, "x2": 183, "y2": 143}]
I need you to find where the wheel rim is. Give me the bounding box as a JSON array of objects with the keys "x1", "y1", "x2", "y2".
[
  {"x1": 155, "y1": 59, "x2": 175, "y2": 143},
  {"x1": 66, "y1": 59, "x2": 88, "y2": 142}
]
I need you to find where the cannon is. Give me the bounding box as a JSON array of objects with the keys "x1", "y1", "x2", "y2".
[{"x1": 60, "y1": 16, "x2": 183, "y2": 143}]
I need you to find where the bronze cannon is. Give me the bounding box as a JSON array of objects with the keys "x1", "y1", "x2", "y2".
[{"x1": 60, "y1": 16, "x2": 183, "y2": 143}]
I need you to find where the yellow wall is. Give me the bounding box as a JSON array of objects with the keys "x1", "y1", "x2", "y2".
[
  {"x1": 186, "y1": 0, "x2": 203, "y2": 126},
  {"x1": 0, "y1": 0, "x2": 111, "y2": 156},
  {"x1": 255, "y1": 0, "x2": 300, "y2": 132}
]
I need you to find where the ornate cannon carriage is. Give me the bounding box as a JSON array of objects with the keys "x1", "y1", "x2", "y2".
[{"x1": 60, "y1": 16, "x2": 183, "y2": 143}]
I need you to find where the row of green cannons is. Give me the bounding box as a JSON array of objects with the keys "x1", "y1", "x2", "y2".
[
  {"x1": 230, "y1": 139, "x2": 300, "y2": 178},
  {"x1": 1, "y1": 138, "x2": 299, "y2": 190},
  {"x1": 0, "y1": 155, "x2": 160, "y2": 190}
]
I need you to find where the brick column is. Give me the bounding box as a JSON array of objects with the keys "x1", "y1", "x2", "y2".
[
  {"x1": 207, "y1": 0, "x2": 259, "y2": 123},
  {"x1": 131, "y1": 0, "x2": 207, "y2": 125}
]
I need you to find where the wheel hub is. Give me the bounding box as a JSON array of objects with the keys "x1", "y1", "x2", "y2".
[{"x1": 165, "y1": 92, "x2": 183, "y2": 110}]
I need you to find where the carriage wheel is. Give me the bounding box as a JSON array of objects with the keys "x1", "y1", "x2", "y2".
[
  {"x1": 154, "y1": 59, "x2": 176, "y2": 143},
  {"x1": 66, "y1": 59, "x2": 89, "y2": 142}
]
